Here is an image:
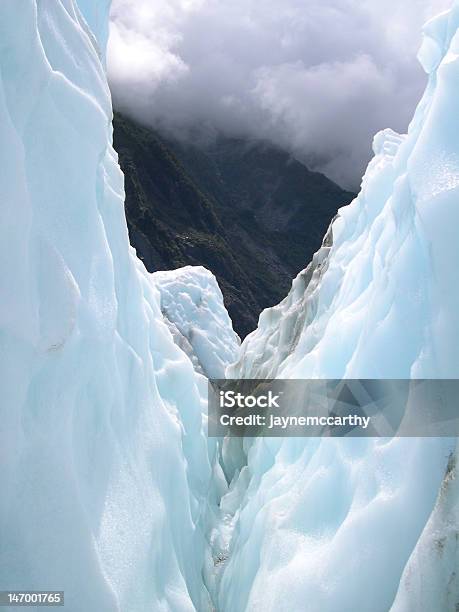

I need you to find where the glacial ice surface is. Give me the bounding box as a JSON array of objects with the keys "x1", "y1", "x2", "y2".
[
  {"x1": 221, "y1": 4, "x2": 459, "y2": 611},
  {"x1": 153, "y1": 266, "x2": 240, "y2": 379},
  {"x1": 1, "y1": 0, "x2": 459, "y2": 611},
  {"x1": 0, "y1": 2, "x2": 231, "y2": 610}
]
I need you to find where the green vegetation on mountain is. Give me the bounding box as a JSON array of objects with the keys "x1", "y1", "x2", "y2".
[{"x1": 113, "y1": 112, "x2": 354, "y2": 337}]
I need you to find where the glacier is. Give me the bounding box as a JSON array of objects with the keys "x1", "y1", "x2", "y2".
[
  {"x1": 219, "y1": 5, "x2": 459, "y2": 611},
  {"x1": 152, "y1": 266, "x2": 240, "y2": 379},
  {"x1": 0, "y1": 1, "x2": 231, "y2": 610},
  {"x1": 0, "y1": 0, "x2": 458, "y2": 611}
]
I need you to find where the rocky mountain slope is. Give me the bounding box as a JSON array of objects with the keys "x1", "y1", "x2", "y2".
[{"x1": 113, "y1": 112, "x2": 354, "y2": 337}]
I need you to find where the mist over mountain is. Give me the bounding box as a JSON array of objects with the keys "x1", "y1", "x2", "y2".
[
  {"x1": 113, "y1": 112, "x2": 354, "y2": 337},
  {"x1": 108, "y1": 0, "x2": 450, "y2": 189}
]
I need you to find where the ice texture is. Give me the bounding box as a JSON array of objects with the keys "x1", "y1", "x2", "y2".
[
  {"x1": 0, "y1": 2, "x2": 232, "y2": 610},
  {"x1": 153, "y1": 266, "x2": 240, "y2": 379},
  {"x1": 391, "y1": 444, "x2": 459, "y2": 611},
  {"x1": 1, "y1": 0, "x2": 459, "y2": 611},
  {"x1": 220, "y1": 4, "x2": 459, "y2": 610}
]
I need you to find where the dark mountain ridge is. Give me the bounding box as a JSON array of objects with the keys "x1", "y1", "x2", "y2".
[{"x1": 113, "y1": 112, "x2": 354, "y2": 337}]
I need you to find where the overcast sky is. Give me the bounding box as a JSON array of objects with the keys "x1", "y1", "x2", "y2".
[{"x1": 107, "y1": 0, "x2": 450, "y2": 189}]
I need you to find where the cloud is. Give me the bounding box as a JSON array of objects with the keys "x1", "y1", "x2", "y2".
[{"x1": 107, "y1": 0, "x2": 450, "y2": 188}]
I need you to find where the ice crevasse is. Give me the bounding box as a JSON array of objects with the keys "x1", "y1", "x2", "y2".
[{"x1": 0, "y1": 1, "x2": 458, "y2": 612}]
